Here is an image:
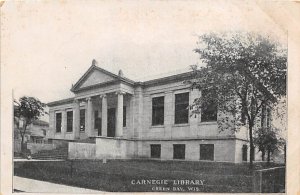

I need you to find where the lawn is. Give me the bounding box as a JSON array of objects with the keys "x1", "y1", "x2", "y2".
[{"x1": 14, "y1": 159, "x2": 283, "y2": 192}]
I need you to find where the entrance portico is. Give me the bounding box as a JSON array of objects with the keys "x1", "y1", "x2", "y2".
[{"x1": 73, "y1": 90, "x2": 131, "y2": 139}]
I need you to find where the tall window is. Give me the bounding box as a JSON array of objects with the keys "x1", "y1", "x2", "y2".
[
  {"x1": 152, "y1": 96, "x2": 164, "y2": 126},
  {"x1": 201, "y1": 90, "x2": 217, "y2": 122},
  {"x1": 266, "y1": 108, "x2": 271, "y2": 127},
  {"x1": 261, "y1": 105, "x2": 266, "y2": 127},
  {"x1": 55, "y1": 113, "x2": 62, "y2": 133},
  {"x1": 175, "y1": 92, "x2": 189, "y2": 124},
  {"x1": 66, "y1": 111, "x2": 73, "y2": 132},
  {"x1": 80, "y1": 109, "x2": 85, "y2": 132},
  {"x1": 123, "y1": 106, "x2": 126, "y2": 127}
]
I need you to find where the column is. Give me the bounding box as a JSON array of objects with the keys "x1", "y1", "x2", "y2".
[
  {"x1": 116, "y1": 91, "x2": 125, "y2": 137},
  {"x1": 86, "y1": 97, "x2": 93, "y2": 137},
  {"x1": 101, "y1": 94, "x2": 107, "y2": 137},
  {"x1": 73, "y1": 99, "x2": 80, "y2": 139}
]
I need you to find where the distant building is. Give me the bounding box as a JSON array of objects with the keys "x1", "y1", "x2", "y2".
[
  {"x1": 14, "y1": 115, "x2": 49, "y2": 152},
  {"x1": 47, "y1": 60, "x2": 271, "y2": 163}
]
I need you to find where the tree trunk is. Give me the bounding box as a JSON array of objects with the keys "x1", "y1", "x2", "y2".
[
  {"x1": 21, "y1": 134, "x2": 25, "y2": 152},
  {"x1": 249, "y1": 123, "x2": 254, "y2": 169},
  {"x1": 20, "y1": 122, "x2": 27, "y2": 152}
]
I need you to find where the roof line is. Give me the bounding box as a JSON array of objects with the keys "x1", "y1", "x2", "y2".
[
  {"x1": 71, "y1": 62, "x2": 137, "y2": 92},
  {"x1": 47, "y1": 97, "x2": 74, "y2": 107}
]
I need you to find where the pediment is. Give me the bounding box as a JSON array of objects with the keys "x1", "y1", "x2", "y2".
[
  {"x1": 79, "y1": 69, "x2": 115, "y2": 88},
  {"x1": 72, "y1": 65, "x2": 118, "y2": 92}
]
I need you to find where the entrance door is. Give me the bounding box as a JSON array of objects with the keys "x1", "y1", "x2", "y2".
[
  {"x1": 107, "y1": 108, "x2": 116, "y2": 137},
  {"x1": 95, "y1": 118, "x2": 102, "y2": 136}
]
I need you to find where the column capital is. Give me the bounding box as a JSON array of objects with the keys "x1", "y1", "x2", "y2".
[
  {"x1": 86, "y1": 97, "x2": 92, "y2": 101},
  {"x1": 100, "y1": 94, "x2": 107, "y2": 98},
  {"x1": 115, "y1": 90, "x2": 126, "y2": 95},
  {"x1": 74, "y1": 99, "x2": 80, "y2": 104}
]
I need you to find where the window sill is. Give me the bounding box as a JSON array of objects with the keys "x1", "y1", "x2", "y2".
[
  {"x1": 150, "y1": 125, "x2": 165, "y2": 129},
  {"x1": 65, "y1": 132, "x2": 73, "y2": 134},
  {"x1": 199, "y1": 121, "x2": 217, "y2": 126},
  {"x1": 55, "y1": 132, "x2": 61, "y2": 134},
  {"x1": 172, "y1": 123, "x2": 189, "y2": 127}
]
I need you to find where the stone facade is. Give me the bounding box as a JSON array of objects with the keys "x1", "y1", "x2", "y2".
[{"x1": 48, "y1": 62, "x2": 252, "y2": 163}]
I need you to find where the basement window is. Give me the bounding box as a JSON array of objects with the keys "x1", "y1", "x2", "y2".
[
  {"x1": 173, "y1": 144, "x2": 185, "y2": 159},
  {"x1": 200, "y1": 144, "x2": 214, "y2": 161},
  {"x1": 150, "y1": 144, "x2": 161, "y2": 158}
]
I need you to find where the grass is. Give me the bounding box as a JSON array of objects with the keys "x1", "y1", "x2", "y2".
[{"x1": 14, "y1": 159, "x2": 284, "y2": 192}]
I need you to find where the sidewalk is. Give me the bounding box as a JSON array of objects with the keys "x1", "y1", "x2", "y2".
[
  {"x1": 14, "y1": 158, "x2": 64, "y2": 162},
  {"x1": 14, "y1": 176, "x2": 104, "y2": 193}
]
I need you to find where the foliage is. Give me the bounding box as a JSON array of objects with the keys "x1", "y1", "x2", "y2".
[
  {"x1": 14, "y1": 96, "x2": 46, "y2": 146},
  {"x1": 254, "y1": 127, "x2": 280, "y2": 161},
  {"x1": 186, "y1": 32, "x2": 287, "y2": 167}
]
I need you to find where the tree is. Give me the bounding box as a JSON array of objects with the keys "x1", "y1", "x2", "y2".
[
  {"x1": 187, "y1": 32, "x2": 287, "y2": 168},
  {"x1": 14, "y1": 96, "x2": 46, "y2": 151},
  {"x1": 254, "y1": 127, "x2": 280, "y2": 163}
]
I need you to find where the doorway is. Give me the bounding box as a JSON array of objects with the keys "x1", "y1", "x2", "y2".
[{"x1": 107, "y1": 108, "x2": 116, "y2": 137}]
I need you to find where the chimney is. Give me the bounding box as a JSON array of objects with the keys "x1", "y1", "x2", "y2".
[{"x1": 118, "y1": 69, "x2": 124, "y2": 77}]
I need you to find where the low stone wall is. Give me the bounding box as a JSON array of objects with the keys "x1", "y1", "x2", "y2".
[
  {"x1": 95, "y1": 137, "x2": 134, "y2": 159},
  {"x1": 68, "y1": 142, "x2": 96, "y2": 159},
  {"x1": 27, "y1": 143, "x2": 57, "y2": 154}
]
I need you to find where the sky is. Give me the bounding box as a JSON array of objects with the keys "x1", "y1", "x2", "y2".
[{"x1": 1, "y1": 0, "x2": 287, "y2": 121}]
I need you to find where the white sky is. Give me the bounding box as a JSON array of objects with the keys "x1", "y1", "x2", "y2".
[{"x1": 2, "y1": 0, "x2": 286, "y2": 106}]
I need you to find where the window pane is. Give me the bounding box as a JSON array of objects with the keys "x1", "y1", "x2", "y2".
[
  {"x1": 173, "y1": 144, "x2": 185, "y2": 159},
  {"x1": 56, "y1": 113, "x2": 62, "y2": 132},
  {"x1": 267, "y1": 108, "x2": 271, "y2": 127},
  {"x1": 80, "y1": 109, "x2": 85, "y2": 131},
  {"x1": 201, "y1": 90, "x2": 217, "y2": 122},
  {"x1": 67, "y1": 111, "x2": 73, "y2": 132},
  {"x1": 175, "y1": 92, "x2": 189, "y2": 124},
  {"x1": 150, "y1": 144, "x2": 161, "y2": 158},
  {"x1": 200, "y1": 144, "x2": 214, "y2": 160},
  {"x1": 201, "y1": 103, "x2": 217, "y2": 122},
  {"x1": 152, "y1": 96, "x2": 164, "y2": 125}
]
